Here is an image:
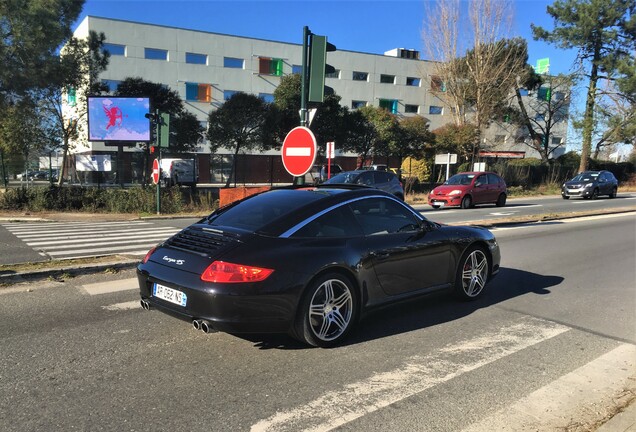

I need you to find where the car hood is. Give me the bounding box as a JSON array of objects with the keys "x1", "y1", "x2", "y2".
[
  {"x1": 564, "y1": 180, "x2": 592, "y2": 187},
  {"x1": 431, "y1": 185, "x2": 469, "y2": 195}
]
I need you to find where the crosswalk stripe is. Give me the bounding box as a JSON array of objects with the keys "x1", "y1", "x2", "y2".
[
  {"x1": 6, "y1": 227, "x2": 177, "y2": 239},
  {"x1": 2, "y1": 220, "x2": 182, "y2": 260},
  {"x1": 27, "y1": 233, "x2": 178, "y2": 249},
  {"x1": 250, "y1": 317, "x2": 570, "y2": 432},
  {"x1": 461, "y1": 343, "x2": 636, "y2": 431},
  {"x1": 102, "y1": 301, "x2": 141, "y2": 311},
  {"x1": 83, "y1": 278, "x2": 139, "y2": 295}
]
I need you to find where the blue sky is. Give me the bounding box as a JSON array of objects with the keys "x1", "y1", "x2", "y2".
[{"x1": 76, "y1": 0, "x2": 578, "y2": 76}]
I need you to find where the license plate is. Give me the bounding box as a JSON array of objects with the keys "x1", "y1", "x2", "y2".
[
  {"x1": 153, "y1": 283, "x2": 187, "y2": 307},
  {"x1": 433, "y1": 201, "x2": 445, "y2": 207}
]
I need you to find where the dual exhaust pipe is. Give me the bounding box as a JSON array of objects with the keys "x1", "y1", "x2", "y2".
[
  {"x1": 140, "y1": 299, "x2": 216, "y2": 333},
  {"x1": 192, "y1": 319, "x2": 217, "y2": 333}
]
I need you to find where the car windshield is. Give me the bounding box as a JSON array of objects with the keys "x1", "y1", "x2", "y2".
[
  {"x1": 571, "y1": 173, "x2": 598, "y2": 182},
  {"x1": 444, "y1": 174, "x2": 475, "y2": 186},
  {"x1": 324, "y1": 172, "x2": 360, "y2": 184},
  {"x1": 205, "y1": 189, "x2": 325, "y2": 232}
]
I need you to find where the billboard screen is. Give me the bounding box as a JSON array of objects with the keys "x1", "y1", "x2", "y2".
[{"x1": 87, "y1": 96, "x2": 151, "y2": 142}]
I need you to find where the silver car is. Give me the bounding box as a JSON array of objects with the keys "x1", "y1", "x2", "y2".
[{"x1": 324, "y1": 170, "x2": 404, "y2": 199}]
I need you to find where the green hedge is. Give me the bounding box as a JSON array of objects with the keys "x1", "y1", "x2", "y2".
[{"x1": 0, "y1": 186, "x2": 186, "y2": 213}]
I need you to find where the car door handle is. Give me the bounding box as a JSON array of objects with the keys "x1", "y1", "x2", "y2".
[{"x1": 371, "y1": 251, "x2": 390, "y2": 260}]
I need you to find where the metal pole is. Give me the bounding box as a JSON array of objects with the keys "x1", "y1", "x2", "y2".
[
  {"x1": 300, "y1": 26, "x2": 309, "y2": 127},
  {"x1": 155, "y1": 110, "x2": 161, "y2": 215}
]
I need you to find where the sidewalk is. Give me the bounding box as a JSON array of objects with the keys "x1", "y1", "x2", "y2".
[{"x1": 597, "y1": 400, "x2": 636, "y2": 431}]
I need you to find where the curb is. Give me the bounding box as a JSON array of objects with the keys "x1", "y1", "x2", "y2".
[{"x1": 0, "y1": 258, "x2": 139, "y2": 284}]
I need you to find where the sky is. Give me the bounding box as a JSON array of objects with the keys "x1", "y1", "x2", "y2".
[{"x1": 75, "y1": 0, "x2": 579, "y2": 76}]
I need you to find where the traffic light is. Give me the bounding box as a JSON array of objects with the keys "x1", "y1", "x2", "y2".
[
  {"x1": 308, "y1": 34, "x2": 336, "y2": 103},
  {"x1": 159, "y1": 113, "x2": 170, "y2": 148}
]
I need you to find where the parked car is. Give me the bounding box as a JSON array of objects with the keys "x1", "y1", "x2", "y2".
[
  {"x1": 159, "y1": 158, "x2": 197, "y2": 186},
  {"x1": 428, "y1": 171, "x2": 507, "y2": 209},
  {"x1": 561, "y1": 170, "x2": 618, "y2": 200},
  {"x1": 138, "y1": 185, "x2": 501, "y2": 347},
  {"x1": 323, "y1": 170, "x2": 404, "y2": 199}
]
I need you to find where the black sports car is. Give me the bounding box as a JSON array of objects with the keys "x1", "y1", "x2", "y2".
[{"x1": 138, "y1": 185, "x2": 500, "y2": 347}]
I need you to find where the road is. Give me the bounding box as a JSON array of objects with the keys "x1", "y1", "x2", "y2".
[
  {"x1": 1, "y1": 194, "x2": 635, "y2": 265},
  {"x1": 0, "y1": 213, "x2": 634, "y2": 431}
]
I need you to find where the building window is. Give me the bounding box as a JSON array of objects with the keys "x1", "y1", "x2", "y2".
[
  {"x1": 494, "y1": 135, "x2": 506, "y2": 144},
  {"x1": 67, "y1": 88, "x2": 76, "y2": 106},
  {"x1": 144, "y1": 48, "x2": 168, "y2": 61},
  {"x1": 353, "y1": 71, "x2": 368, "y2": 81},
  {"x1": 224, "y1": 90, "x2": 238, "y2": 100},
  {"x1": 551, "y1": 136, "x2": 562, "y2": 145},
  {"x1": 429, "y1": 105, "x2": 443, "y2": 115},
  {"x1": 186, "y1": 52, "x2": 207, "y2": 65},
  {"x1": 430, "y1": 76, "x2": 446, "y2": 92},
  {"x1": 102, "y1": 79, "x2": 122, "y2": 92},
  {"x1": 352, "y1": 100, "x2": 367, "y2": 109},
  {"x1": 379, "y1": 99, "x2": 398, "y2": 114},
  {"x1": 292, "y1": 64, "x2": 302, "y2": 74},
  {"x1": 186, "y1": 82, "x2": 211, "y2": 102},
  {"x1": 538, "y1": 86, "x2": 551, "y2": 101},
  {"x1": 224, "y1": 57, "x2": 244, "y2": 69},
  {"x1": 259, "y1": 93, "x2": 274, "y2": 103},
  {"x1": 405, "y1": 104, "x2": 419, "y2": 113},
  {"x1": 380, "y1": 74, "x2": 395, "y2": 84},
  {"x1": 102, "y1": 43, "x2": 125, "y2": 56},
  {"x1": 406, "y1": 77, "x2": 420, "y2": 87},
  {"x1": 326, "y1": 69, "x2": 340, "y2": 79},
  {"x1": 519, "y1": 88, "x2": 529, "y2": 96},
  {"x1": 259, "y1": 57, "x2": 283, "y2": 76}
]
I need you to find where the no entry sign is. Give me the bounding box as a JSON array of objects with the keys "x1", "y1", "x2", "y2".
[
  {"x1": 281, "y1": 126, "x2": 317, "y2": 177},
  {"x1": 152, "y1": 159, "x2": 160, "y2": 184}
]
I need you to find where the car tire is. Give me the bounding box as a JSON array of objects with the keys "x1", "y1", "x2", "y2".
[
  {"x1": 454, "y1": 246, "x2": 490, "y2": 301},
  {"x1": 461, "y1": 195, "x2": 472, "y2": 209},
  {"x1": 496, "y1": 193, "x2": 507, "y2": 207},
  {"x1": 591, "y1": 188, "x2": 599, "y2": 200},
  {"x1": 609, "y1": 187, "x2": 617, "y2": 198},
  {"x1": 292, "y1": 272, "x2": 358, "y2": 347},
  {"x1": 562, "y1": 195, "x2": 570, "y2": 200}
]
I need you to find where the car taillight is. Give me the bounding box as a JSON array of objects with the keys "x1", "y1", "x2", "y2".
[
  {"x1": 201, "y1": 261, "x2": 274, "y2": 283},
  {"x1": 141, "y1": 247, "x2": 157, "y2": 264}
]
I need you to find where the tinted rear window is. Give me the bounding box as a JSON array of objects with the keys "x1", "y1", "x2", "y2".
[{"x1": 206, "y1": 189, "x2": 327, "y2": 231}]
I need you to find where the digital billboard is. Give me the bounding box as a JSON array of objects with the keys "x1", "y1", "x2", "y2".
[{"x1": 87, "y1": 96, "x2": 151, "y2": 142}]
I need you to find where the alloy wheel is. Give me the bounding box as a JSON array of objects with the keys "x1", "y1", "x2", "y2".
[
  {"x1": 461, "y1": 249, "x2": 488, "y2": 298},
  {"x1": 308, "y1": 279, "x2": 354, "y2": 342}
]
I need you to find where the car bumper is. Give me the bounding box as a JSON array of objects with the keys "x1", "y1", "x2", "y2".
[
  {"x1": 136, "y1": 265, "x2": 300, "y2": 334},
  {"x1": 562, "y1": 188, "x2": 592, "y2": 198},
  {"x1": 428, "y1": 196, "x2": 462, "y2": 207}
]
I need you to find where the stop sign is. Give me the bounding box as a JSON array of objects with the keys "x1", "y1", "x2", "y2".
[
  {"x1": 151, "y1": 159, "x2": 160, "y2": 184},
  {"x1": 281, "y1": 126, "x2": 317, "y2": 177}
]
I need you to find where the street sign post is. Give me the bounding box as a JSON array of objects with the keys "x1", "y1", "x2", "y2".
[
  {"x1": 282, "y1": 126, "x2": 317, "y2": 180},
  {"x1": 326, "y1": 141, "x2": 335, "y2": 180}
]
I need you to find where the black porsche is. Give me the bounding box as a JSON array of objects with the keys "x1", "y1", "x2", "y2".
[{"x1": 137, "y1": 185, "x2": 500, "y2": 347}]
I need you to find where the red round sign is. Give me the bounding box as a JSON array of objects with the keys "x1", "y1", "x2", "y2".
[
  {"x1": 281, "y1": 126, "x2": 317, "y2": 177},
  {"x1": 152, "y1": 159, "x2": 160, "y2": 184}
]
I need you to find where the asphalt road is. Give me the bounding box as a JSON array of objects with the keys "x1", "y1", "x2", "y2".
[
  {"x1": 1, "y1": 194, "x2": 635, "y2": 265},
  {"x1": 0, "y1": 213, "x2": 634, "y2": 431}
]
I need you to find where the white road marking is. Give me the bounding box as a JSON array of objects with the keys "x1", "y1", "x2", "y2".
[
  {"x1": 491, "y1": 212, "x2": 636, "y2": 232},
  {"x1": 461, "y1": 343, "x2": 636, "y2": 431},
  {"x1": 250, "y1": 317, "x2": 569, "y2": 432},
  {"x1": 24, "y1": 230, "x2": 179, "y2": 246},
  {"x1": 82, "y1": 278, "x2": 138, "y2": 295},
  {"x1": 102, "y1": 300, "x2": 140, "y2": 311}
]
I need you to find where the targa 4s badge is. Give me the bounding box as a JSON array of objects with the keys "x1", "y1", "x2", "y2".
[{"x1": 163, "y1": 256, "x2": 185, "y2": 265}]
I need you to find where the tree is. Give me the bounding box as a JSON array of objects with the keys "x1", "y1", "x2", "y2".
[
  {"x1": 0, "y1": 97, "x2": 49, "y2": 188},
  {"x1": 394, "y1": 116, "x2": 435, "y2": 171},
  {"x1": 507, "y1": 74, "x2": 575, "y2": 163},
  {"x1": 532, "y1": 0, "x2": 635, "y2": 172},
  {"x1": 206, "y1": 92, "x2": 270, "y2": 187},
  {"x1": 422, "y1": 0, "x2": 529, "y2": 163},
  {"x1": 0, "y1": 0, "x2": 84, "y2": 104},
  {"x1": 114, "y1": 78, "x2": 204, "y2": 184}
]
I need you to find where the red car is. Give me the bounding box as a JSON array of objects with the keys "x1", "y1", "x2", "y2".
[{"x1": 428, "y1": 172, "x2": 507, "y2": 209}]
